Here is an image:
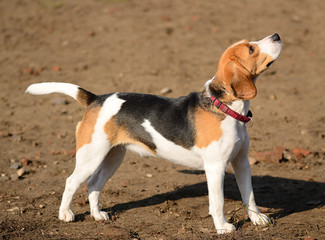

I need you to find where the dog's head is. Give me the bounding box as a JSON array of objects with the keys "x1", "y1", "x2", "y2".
[{"x1": 215, "y1": 33, "x2": 282, "y2": 100}]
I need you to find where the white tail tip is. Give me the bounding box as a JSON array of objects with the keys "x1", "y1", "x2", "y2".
[{"x1": 26, "y1": 82, "x2": 79, "y2": 101}]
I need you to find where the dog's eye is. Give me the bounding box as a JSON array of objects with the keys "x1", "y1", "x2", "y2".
[{"x1": 249, "y1": 46, "x2": 254, "y2": 54}]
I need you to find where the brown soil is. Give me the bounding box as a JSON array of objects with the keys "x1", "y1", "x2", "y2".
[{"x1": 1, "y1": 0, "x2": 325, "y2": 239}]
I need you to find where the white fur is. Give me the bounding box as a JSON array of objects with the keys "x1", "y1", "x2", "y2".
[
  {"x1": 142, "y1": 119, "x2": 204, "y2": 169},
  {"x1": 250, "y1": 34, "x2": 282, "y2": 60},
  {"x1": 26, "y1": 82, "x2": 80, "y2": 101},
  {"x1": 126, "y1": 144, "x2": 155, "y2": 157},
  {"x1": 204, "y1": 78, "x2": 213, "y2": 96},
  {"x1": 59, "y1": 94, "x2": 125, "y2": 222},
  {"x1": 195, "y1": 100, "x2": 250, "y2": 233}
]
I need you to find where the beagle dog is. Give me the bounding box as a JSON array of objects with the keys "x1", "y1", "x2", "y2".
[{"x1": 26, "y1": 33, "x2": 282, "y2": 234}]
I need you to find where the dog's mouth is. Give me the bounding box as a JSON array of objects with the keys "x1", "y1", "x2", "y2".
[{"x1": 266, "y1": 60, "x2": 275, "y2": 68}]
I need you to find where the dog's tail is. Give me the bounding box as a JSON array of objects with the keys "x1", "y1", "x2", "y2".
[{"x1": 26, "y1": 82, "x2": 97, "y2": 107}]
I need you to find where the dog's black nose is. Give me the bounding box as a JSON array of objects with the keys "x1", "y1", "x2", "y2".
[{"x1": 271, "y1": 33, "x2": 281, "y2": 42}]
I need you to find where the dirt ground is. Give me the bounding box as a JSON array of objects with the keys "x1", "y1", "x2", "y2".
[{"x1": 1, "y1": 0, "x2": 325, "y2": 239}]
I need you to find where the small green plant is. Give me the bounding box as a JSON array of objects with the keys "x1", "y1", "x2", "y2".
[{"x1": 229, "y1": 203, "x2": 247, "y2": 227}]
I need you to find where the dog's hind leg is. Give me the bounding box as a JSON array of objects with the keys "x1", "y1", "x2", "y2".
[
  {"x1": 59, "y1": 143, "x2": 111, "y2": 222},
  {"x1": 87, "y1": 145, "x2": 126, "y2": 221}
]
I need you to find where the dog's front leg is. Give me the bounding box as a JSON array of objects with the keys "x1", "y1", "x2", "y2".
[
  {"x1": 231, "y1": 139, "x2": 269, "y2": 226},
  {"x1": 204, "y1": 161, "x2": 236, "y2": 234}
]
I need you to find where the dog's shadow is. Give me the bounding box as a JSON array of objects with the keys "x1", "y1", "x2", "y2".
[
  {"x1": 75, "y1": 171, "x2": 324, "y2": 221},
  {"x1": 107, "y1": 171, "x2": 324, "y2": 219}
]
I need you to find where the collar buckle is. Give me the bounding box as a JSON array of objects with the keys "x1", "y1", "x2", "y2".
[{"x1": 245, "y1": 117, "x2": 254, "y2": 128}]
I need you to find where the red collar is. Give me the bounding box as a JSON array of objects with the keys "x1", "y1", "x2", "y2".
[{"x1": 210, "y1": 96, "x2": 253, "y2": 126}]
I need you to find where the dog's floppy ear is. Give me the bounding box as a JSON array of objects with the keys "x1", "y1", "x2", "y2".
[{"x1": 223, "y1": 61, "x2": 257, "y2": 100}]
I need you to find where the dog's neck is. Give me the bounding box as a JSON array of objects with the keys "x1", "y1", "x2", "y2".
[{"x1": 203, "y1": 77, "x2": 250, "y2": 117}]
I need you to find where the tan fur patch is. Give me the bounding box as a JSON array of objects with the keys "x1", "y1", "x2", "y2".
[
  {"x1": 104, "y1": 117, "x2": 156, "y2": 155},
  {"x1": 194, "y1": 107, "x2": 223, "y2": 149},
  {"x1": 76, "y1": 88, "x2": 96, "y2": 107},
  {"x1": 76, "y1": 107, "x2": 101, "y2": 151}
]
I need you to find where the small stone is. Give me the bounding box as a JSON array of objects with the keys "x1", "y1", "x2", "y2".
[
  {"x1": 63, "y1": 149, "x2": 76, "y2": 156},
  {"x1": 146, "y1": 173, "x2": 153, "y2": 178},
  {"x1": 60, "y1": 109, "x2": 68, "y2": 115},
  {"x1": 53, "y1": 66, "x2": 60, "y2": 72},
  {"x1": 254, "y1": 146, "x2": 285, "y2": 163},
  {"x1": 269, "y1": 94, "x2": 277, "y2": 100},
  {"x1": 283, "y1": 149, "x2": 293, "y2": 161},
  {"x1": 300, "y1": 129, "x2": 308, "y2": 135},
  {"x1": 292, "y1": 148, "x2": 310, "y2": 158},
  {"x1": 39, "y1": 204, "x2": 46, "y2": 209},
  {"x1": 17, "y1": 168, "x2": 25, "y2": 177},
  {"x1": 7, "y1": 207, "x2": 19, "y2": 212},
  {"x1": 10, "y1": 162, "x2": 20, "y2": 169},
  {"x1": 22, "y1": 68, "x2": 33, "y2": 75},
  {"x1": 292, "y1": 15, "x2": 301, "y2": 22},
  {"x1": 77, "y1": 199, "x2": 87, "y2": 206},
  {"x1": 160, "y1": 87, "x2": 172, "y2": 95},
  {"x1": 249, "y1": 157, "x2": 258, "y2": 165},
  {"x1": 88, "y1": 31, "x2": 96, "y2": 37},
  {"x1": 199, "y1": 227, "x2": 209, "y2": 233}
]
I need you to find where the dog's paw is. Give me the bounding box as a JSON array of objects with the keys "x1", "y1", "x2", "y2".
[
  {"x1": 59, "y1": 209, "x2": 75, "y2": 222},
  {"x1": 92, "y1": 210, "x2": 109, "y2": 221},
  {"x1": 248, "y1": 211, "x2": 269, "y2": 226},
  {"x1": 216, "y1": 222, "x2": 236, "y2": 234}
]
